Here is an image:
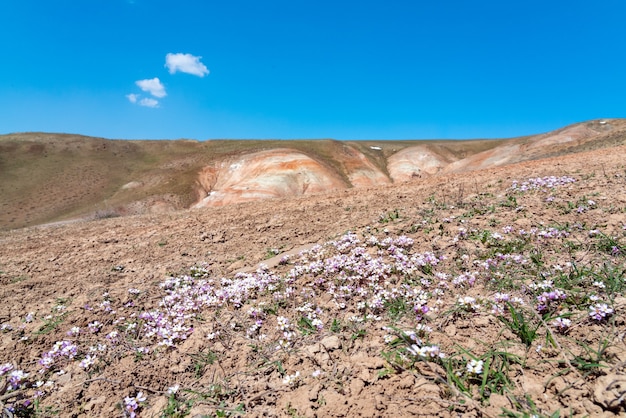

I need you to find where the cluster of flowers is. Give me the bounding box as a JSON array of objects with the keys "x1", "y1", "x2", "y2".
[
  {"x1": 38, "y1": 340, "x2": 78, "y2": 372},
  {"x1": 489, "y1": 293, "x2": 525, "y2": 315},
  {"x1": 509, "y1": 176, "x2": 576, "y2": 192},
  {"x1": 295, "y1": 303, "x2": 324, "y2": 331},
  {"x1": 457, "y1": 296, "x2": 481, "y2": 312},
  {"x1": 535, "y1": 289, "x2": 567, "y2": 313},
  {"x1": 136, "y1": 265, "x2": 285, "y2": 347},
  {"x1": 246, "y1": 306, "x2": 266, "y2": 339},
  {"x1": 537, "y1": 227, "x2": 570, "y2": 239},
  {"x1": 276, "y1": 316, "x2": 295, "y2": 349},
  {"x1": 0, "y1": 363, "x2": 30, "y2": 391},
  {"x1": 406, "y1": 344, "x2": 445, "y2": 359}
]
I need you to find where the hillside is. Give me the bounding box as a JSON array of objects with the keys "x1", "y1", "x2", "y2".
[
  {"x1": 0, "y1": 133, "x2": 625, "y2": 416},
  {"x1": 2, "y1": 119, "x2": 625, "y2": 230}
]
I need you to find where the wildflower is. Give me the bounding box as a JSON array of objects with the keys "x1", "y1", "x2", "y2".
[
  {"x1": 282, "y1": 371, "x2": 300, "y2": 386},
  {"x1": 407, "y1": 344, "x2": 445, "y2": 359},
  {"x1": 124, "y1": 392, "x2": 147, "y2": 418},
  {"x1": 589, "y1": 303, "x2": 614, "y2": 321},
  {"x1": 552, "y1": 317, "x2": 571, "y2": 332},
  {"x1": 67, "y1": 326, "x2": 80, "y2": 337},
  {"x1": 312, "y1": 370, "x2": 322, "y2": 378},
  {"x1": 9, "y1": 370, "x2": 29, "y2": 389},
  {"x1": 167, "y1": 385, "x2": 179, "y2": 395},
  {"x1": 0, "y1": 363, "x2": 14, "y2": 376},
  {"x1": 457, "y1": 296, "x2": 480, "y2": 312},
  {"x1": 276, "y1": 316, "x2": 290, "y2": 331},
  {"x1": 536, "y1": 288, "x2": 567, "y2": 312},
  {"x1": 80, "y1": 355, "x2": 97, "y2": 369},
  {"x1": 311, "y1": 318, "x2": 324, "y2": 330},
  {"x1": 88, "y1": 321, "x2": 102, "y2": 333},
  {"x1": 466, "y1": 359, "x2": 483, "y2": 375},
  {"x1": 509, "y1": 176, "x2": 575, "y2": 192}
]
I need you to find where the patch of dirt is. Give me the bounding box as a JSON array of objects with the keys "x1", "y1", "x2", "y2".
[{"x1": 1, "y1": 144, "x2": 626, "y2": 417}]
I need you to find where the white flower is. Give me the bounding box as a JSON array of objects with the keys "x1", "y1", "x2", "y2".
[
  {"x1": 282, "y1": 371, "x2": 300, "y2": 386},
  {"x1": 466, "y1": 359, "x2": 484, "y2": 375},
  {"x1": 80, "y1": 355, "x2": 97, "y2": 369}
]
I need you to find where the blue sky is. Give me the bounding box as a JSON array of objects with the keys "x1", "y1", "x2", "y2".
[{"x1": 1, "y1": 0, "x2": 625, "y2": 140}]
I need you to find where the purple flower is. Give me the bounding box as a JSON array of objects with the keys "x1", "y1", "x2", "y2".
[
  {"x1": 0, "y1": 363, "x2": 14, "y2": 376},
  {"x1": 124, "y1": 392, "x2": 146, "y2": 418},
  {"x1": 589, "y1": 303, "x2": 613, "y2": 321},
  {"x1": 552, "y1": 317, "x2": 571, "y2": 332}
]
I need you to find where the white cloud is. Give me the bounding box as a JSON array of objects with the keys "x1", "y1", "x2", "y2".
[
  {"x1": 136, "y1": 78, "x2": 166, "y2": 98},
  {"x1": 165, "y1": 53, "x2": 209, "y2": 77},
  {"x1": 126, "y1": 93, "x2": 139, "y2": 103},
  {"x1": 139, "y1": 98, "x2": 159, "y2": 108}
]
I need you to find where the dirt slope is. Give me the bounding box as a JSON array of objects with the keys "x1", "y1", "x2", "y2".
[
  {"x1": 444, "y1": 119, "x2": 626, "y2": 173},
  {"x1": 1, "y1": 142, "x2": 625, "y2": 417}
]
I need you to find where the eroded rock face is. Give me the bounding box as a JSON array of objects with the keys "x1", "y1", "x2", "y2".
[
  {"x1": 387, "y1": 146, "x2": 456, "y2": 182},
  {"x1": 338, "y1": 145, "x2": 390, "y2": 188},
  {"x1": 525, "y1": 123, "x2": 601, "y2": 152},
  {"x1": 188, "y1": 119, "x2": 626, "y2": 209},
  {"x1": 193, "y1": 149, "x2": 347, "y2": 208},
  {"x1": 444, "y1": 121, "x2": 615, "y2": 174},
  {"x1": 444, "y1": 144, "x2": 523, "y2": 173}
]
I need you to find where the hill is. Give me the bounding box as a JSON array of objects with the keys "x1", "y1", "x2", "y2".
[
  {"x1": 0, "y1": 121, "x2": 625, "y2": 417},
  {"x1": 2, "y1": 119, "x2": 625, "y2": 230}
]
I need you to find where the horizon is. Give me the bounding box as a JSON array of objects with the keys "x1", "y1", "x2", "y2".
[
  {"x1": 4, "y1": 117, "x2": 615, "y2": 142},
  {"x1": 1, "y1": 1, "x2": 625, "y2": 140}
]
